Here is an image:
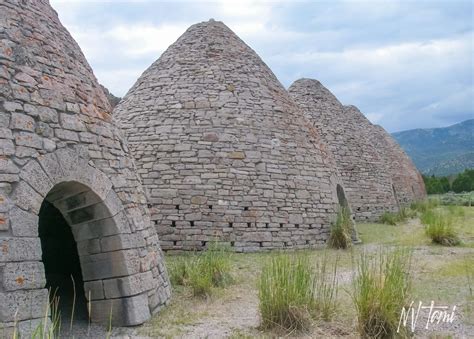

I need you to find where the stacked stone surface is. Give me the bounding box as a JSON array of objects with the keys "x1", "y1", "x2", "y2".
[
  {"x1": 114, "y1": 20, "x2": 351, "y2": 252},
  {"x1": 369, "y1": 124, "x2": 426, "y2": 204},
  {"x1": 0, "y1": 0, "x2": 170, "y2": 334},
  {"x1": 289, "y1": 79, "x2": 401, "y2": 221},
  {"x1": 289, "y1": 79, "x2": 426, "y2": 218}
]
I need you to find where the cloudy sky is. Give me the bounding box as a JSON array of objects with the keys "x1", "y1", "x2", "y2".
[{"x1": 50, "y1": 0, "x2": 473, "y2": 132}]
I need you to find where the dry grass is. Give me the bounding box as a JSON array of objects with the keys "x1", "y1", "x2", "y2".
[{"x1": 138, "y1": 205, "x2": 473, "y2": 338}]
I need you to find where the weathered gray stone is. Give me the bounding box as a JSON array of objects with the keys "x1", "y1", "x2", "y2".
[
  {"x1": 289, "y1": 79, "x2": 425, "y2": 220},
  {"x1": 19, "y1": 160, "x2": 52, "y2": 197},
  {"x1": 2, "y1": 262, "x2": 46, "y2": 291},
  {"x1": 9, "y1": 206, "x2": 39, "y2": 237},
  {"x1": 80, "y1": 249, "x2": 141, "y2": 281},
  {"x1": 113, "y1": 20, "x2": 348, "y2": 252},
  {"x1": 102, "y1": 271, "x2": 155, "y2": 298},
  {"x1": 90, "y1": 293, "x2": 151, "y2": 326},
  {"x1": 0, "y1": 238, "x2": 42, "y2": 262},
  {"x1": 83, "y1": 280, "x2": 105, "y2": 300},
  {"x1": 11, "y1": 181, "x2": 43, "y2": 213},
  {"x1": 10, "y1": 113, "x2": 35, "y2": 132},
  {"x1": 0, "y1": 0, "x2": 170, "y2": 329},
  {"x1": 0, "y1": 289, "x2": 48, "y2": 322},
  {"x1": 14, "y1": 132, "x2": 42, "y2": 149},
  {"x1": 0, "y1": 139, "x2": 15, "y2": 156}
]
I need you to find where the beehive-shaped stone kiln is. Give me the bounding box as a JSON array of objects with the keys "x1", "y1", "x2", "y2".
[
  {"x1": 369, "y1": 123, "x2": 426, "y2": 204},
  {"x1": 0, "y1": 0, "x2": 170, "y2": 334},
  {"x1": 114, "y1": 20, "x2": 351, "y2": 252},
  {"x1": 289, "y1": 78, "x2": 400, "y2": 221}
]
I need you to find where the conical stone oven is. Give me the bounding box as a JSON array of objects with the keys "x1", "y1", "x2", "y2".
[
  {"x1": 289, "y1": 78, "x2": 400, "y2": 221},
  {"x1": 0, "y1": 0, "x2": 170, "y2": 334},
  {"x1": 368, "y1": 123, "x2": 426, "y2": 204},
  {"x1": 114, "y1": 20, "x2": 351, "y2": 252}
]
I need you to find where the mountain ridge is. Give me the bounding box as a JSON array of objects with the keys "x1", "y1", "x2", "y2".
[{"x1": 392, "y1": 119, "x2": 474, "y2": 176}]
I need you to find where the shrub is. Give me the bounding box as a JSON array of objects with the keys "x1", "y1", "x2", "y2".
[
  {"x1": 258, "y1": 252, "x2": 338, "y2": 331},
  {"x1": 421, "y1": 210, "x2": 460, "y2": 246},
  {"x1": 410, "y1": 199, "x2": 439, "y2": 213},
  {"x1": 351, "y1": 248, "x2": 412, "y2": 338},
  {"x1": 198, "y1": 242, "x2": 233, "y2": 288},
  {"x1": 169, "y1": 257, "x2": 191, "y2": 287},
  {"x1": 452, "y1": 169, "x2": 474, "y2": 193},
  {"x1": 423, "y1": 174, "x2": 451, "y2": 194},
  {"x1": 167, "y1": 242, "x2": 233, "y2": 297},
  {"x1": 328, "y1": 206, "x2": 352, "y2": 249},
  {"x1": 379, "y1": 211, "x2": 398, "y2": 225}
]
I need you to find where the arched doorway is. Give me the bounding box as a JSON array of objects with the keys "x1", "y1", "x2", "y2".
[
  {"x1": 38, "y1": 200, "x2": 88, "y2": 323},
  {"x1": 3, "y1": 151, "x2": 170, "y2": 335}
]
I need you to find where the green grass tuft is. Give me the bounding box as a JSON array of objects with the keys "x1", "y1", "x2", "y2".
[
  {"x1": 168, "y1": 242, "x2": 233, "y2": 297},
  {"x1": 410, "y1": 198, "x2": 439, "y2": 213},
  {"x1": 328, "y1": 206, "x2": 353, "y2": 249},
  {"x1": 258, "y1": 252, "x2": 338, "y2": 332},
  {"x1": 380, "y1": 207, "x2": 417, "y2": 225},
  {"x1": 351, "y1": 247, "x2": 413, "y2": 338},
  {"x1": 421, "y1": 209, "x2": 460, "y2": 246}
]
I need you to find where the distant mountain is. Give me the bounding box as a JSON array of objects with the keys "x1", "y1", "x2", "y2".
[{"x1": 392, "y1": 119, "x2": 474, "y2": 176}]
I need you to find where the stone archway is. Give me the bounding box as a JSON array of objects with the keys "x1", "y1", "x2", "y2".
[
  {"x1": 37, "y1": 180, "x2": 132, "y2": 326},
  {"x1": 2, "y1": 147, "x2": 170, "y2": 336},
  {"x1": 38, "y1": 199, "x2": 87, "y2": 323}
]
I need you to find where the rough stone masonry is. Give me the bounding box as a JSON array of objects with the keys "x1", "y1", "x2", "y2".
[
  {"x1": 0, "y1": 0, "x2": 426, "y2": 333},
  {"x1": 0, "y1": 0, "x2": 170, "y2": 335},
  {"x1": 289, "y1": 79, "x2": 425, "y2": 221},
  {"x1": 114, "y1": 20, "x2": 352, "y2": 252}
]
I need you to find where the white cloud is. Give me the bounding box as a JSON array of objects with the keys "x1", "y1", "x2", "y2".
[
  {"x1": 106, "y1": 23, "x2": 188, "y2": 57},
  {"x1": 49, "y1": 0, "x2": 473, "y2": 132}
]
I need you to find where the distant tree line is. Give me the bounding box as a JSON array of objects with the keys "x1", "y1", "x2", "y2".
[{"x1": 423, "y1": 169, "x2": 474, "y2": 194}]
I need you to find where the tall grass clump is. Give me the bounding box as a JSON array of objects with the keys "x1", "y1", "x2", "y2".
[
  {"x1": 328, "y1": 206, "x2": 352, "y2": 249},
  {"x1": 410, "y1": 198, "x2": 438, "y2": 213},
  {"x1": 351, "y1": 248, "x2": 412, "y2": 338},
  {"x1": 379, "y1": 207, "x2": 416, "y2": 225},
  {"x1": 379, "y1": 211, "x2": 398, "y2": 225},
  {"x1": 421, "y1": 209, "x2": 460, "y2": 246},
  {"x1": 313, "y1": 254, "x2": 339, "y2": 320},
  {"x1": 168, "y1": 242, "x2": 233, "y2": 297},
  {"x1": 258, "y1": 252, "x2": 338, "y2": 332}
]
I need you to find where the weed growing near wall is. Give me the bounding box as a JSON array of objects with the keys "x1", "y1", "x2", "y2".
[
  {"x1": 351, "y1": 248, "x2": 412, "y2": 338},
  {"x1": 168, "y1": 242, "x2": 233, "y2": 297},
  {"x1": 328, "y1": 207, "x2": 353, "y2": 249},
  {"x1": 421, "y1": 209, "x2": 460, "y2": 246},
  {"x1": 258, "y1": 252, "x2": 338, "y2": 332}
]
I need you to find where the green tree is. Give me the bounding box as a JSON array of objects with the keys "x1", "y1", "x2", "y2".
[
  {"x1": 452, "y1": 169, "x2": 474, "y2": 193},
  {"x1": 423, "y1": 175, "x2": 451, "y2": 194}
]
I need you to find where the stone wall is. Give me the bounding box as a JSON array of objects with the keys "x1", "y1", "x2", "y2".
[
  {"x1": 289, "y1": 79, "x2": 399, "y2": 221},
  {"x1": 114, "y1": 20, "x2": 350, "y2": 252},
  {"x1": 0, "y1": 0, "x2": 170, "y2": 334},
  {"x1": 370, "y1": 124, "x2": 426, "y2": 205}
]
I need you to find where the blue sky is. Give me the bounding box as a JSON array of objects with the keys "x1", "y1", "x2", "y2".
[{"x1": 50, "y1": 0, "x2": 473, "y2": 132}]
